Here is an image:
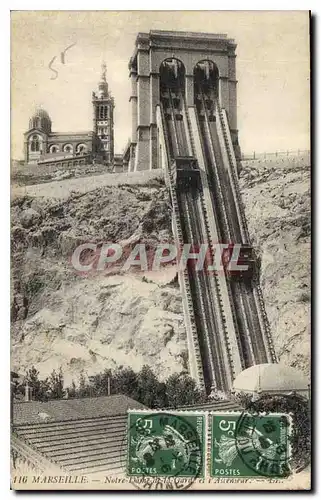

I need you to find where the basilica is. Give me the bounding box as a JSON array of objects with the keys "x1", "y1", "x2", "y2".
[{"x1": 24, "y1": 64, "x2": 115, "y2": 168}]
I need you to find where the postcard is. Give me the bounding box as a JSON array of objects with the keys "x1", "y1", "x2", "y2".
[{"x1": 11, "y1": 10, "x2": 311, "y2": 491}]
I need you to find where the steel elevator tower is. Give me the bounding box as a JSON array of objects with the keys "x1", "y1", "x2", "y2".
[{"x1": 128, "y1": 31, "x2": 277, "y2": 395}]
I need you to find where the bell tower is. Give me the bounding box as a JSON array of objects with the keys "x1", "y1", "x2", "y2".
[{"x1": 92, "y1": 63, "x2": 115, "y2": 165}]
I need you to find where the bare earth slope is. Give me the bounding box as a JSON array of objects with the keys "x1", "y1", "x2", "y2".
[
  {"x1": 11, "y1": 157, "x2": 310, "y2": 384},
  {"x1": 240, "y1": 155, "x2": 310, "y2": 374},
  {"x1": 11, "y1": 171, "x2": 186, "y2": 386}
]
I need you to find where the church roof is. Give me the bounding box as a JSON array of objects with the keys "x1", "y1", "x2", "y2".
[
  {"x1": 31, "y1": 107, "x2": 51, "y2": 121},
  {"x1": 233, "y1": 363, "x2": 309, "y2": 394},
  {"x1": 23, "y1": 127, "x2": 47, "y2": 136},
  {"x1": 49, "y1": 131, "x2": 94, "y2": 137}
]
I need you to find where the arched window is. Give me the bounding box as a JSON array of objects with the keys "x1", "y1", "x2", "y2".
[
  {"x1": 49, "y1": 144, "x2": 59, "y2": 154},
  {"x1": 30, "y1": 135, "x2": 40, "y2": 152},
  {"x1": 63, "y1": 144, "x2": 73, "y2": 153},
  {"x1": 159, "y1": 58, "x2": 186, "y2": 94},
  {"x1": 98, "y1": 105, "x2": 108, "y2": 120},
  {"x1": 76, "y1": 143, "x2": 87, "y2": 154},
  {"x1": 193, "y1": 60, "x2": 219, "y2": 99}
]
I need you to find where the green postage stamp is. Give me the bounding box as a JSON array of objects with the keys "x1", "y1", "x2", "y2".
[
  {"x1": 127, "y1": 411, "x2": 206, "y2": 479},
  {"x1": 127, "y1": 410, "x2": 292, "y2": 482},
  {"x1": 210, "y1": 412, "x2": 292, "y2": 479}
]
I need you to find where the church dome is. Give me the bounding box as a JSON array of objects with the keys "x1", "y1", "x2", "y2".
[
  {"x1": 29, "y1": 107, "x2": 52, "y2": 133},
  {"x1": 233, "y1": 363, "x2": 309, "y2": 396},
  {"x1": 32, "y1": 108, "x2": 51, "y2": 120}
]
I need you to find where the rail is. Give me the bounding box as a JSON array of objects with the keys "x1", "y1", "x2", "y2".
[
  {"x1": 182, "y1": 97, "x2": 194, "y2": 157},
  {"x1": 169, "y1": 94, "x2": 220, "y2": 390},
  {"x1": 188, "y1": 104, "x2": 243, "y2": 383},
  {"x1": 197, "y1": 91, "x2": 278, "y2": 367},
  {"x1": 254, "y1": 284, "x2": 278, "y2": 362},
  {"x1": 181, "y1": 191, "x2": 218, "y2": 391},
  {"x1": 198, "y1": 96, "x2": 232, "y2": 242},
  {"x1": 170, "y1": 172, "x2": 206, "y2": 388},
  {"x1": 195, "y1": 96, "x2": 254, "y2": 370},
  {"x1": 194, "y1": 94, "x2": 254, "y2": 370},
  {"x1": 159, "y1": 84, "x2": 277, "y2": 391},
  {"x1": 216, "y1": 103, "x2": 277, "y2": 364},
  {"x1": 241, "y1": 149, "x2": 310, "y2": 161},
  {"x1": 157, "y1": 103, "x2": 205, "y2": 389},
  {"x1": 165, "y1": 91, "x2": 237, "y2": 391},
  {"x1": 216, "y1": 103, "x2": 250, "y2": 243},
  {"x1": 198, "y1": 192, "x2": 236, "y2": 385}
]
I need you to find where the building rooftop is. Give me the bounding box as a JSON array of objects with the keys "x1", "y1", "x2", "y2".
[
  {"x1": 30, "y1": 107, "x2": 51, "y2": 121},
  {"x1": 149, "y1": 29, "x2": 231, "y2": 39},
  {"x1": 137, "y1": 30, "x2": 234, "y2": 43},
  {"x1": 49, "y1": 131, "x2": 94, "y2": 137},
  {"x1": 12, "y1": 395, "x2": 147, "y2": 476},
  {"x1": 130, "y1": 29, "x2": 236, "y2": 69},
  {"x1": 13, "y1": 394, "x2": 146, "y2": 426},
  {"x1": 12, "y1": 395, "x2": 242, "y2": 476}
]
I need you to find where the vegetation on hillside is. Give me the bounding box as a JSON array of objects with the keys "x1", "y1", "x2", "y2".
[{"x1": 11, "y1": 364, "x2": 206, "y2": 409}]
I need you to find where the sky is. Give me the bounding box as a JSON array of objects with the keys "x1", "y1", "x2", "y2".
[{"x1": 11, "y1": 11, "x2": 310, "y2": 159}]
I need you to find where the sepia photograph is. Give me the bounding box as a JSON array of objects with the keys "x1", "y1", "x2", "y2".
[{"x1": 10, "y1": 9, "x2": 311, "y2": 491}]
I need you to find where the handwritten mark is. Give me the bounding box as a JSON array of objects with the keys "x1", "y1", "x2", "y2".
[
  {"x1": 49, "y1": 56, "x2": 58, "y2": 80},
  {"x1": 60, "y1": 42, "x2": 77, "y2": 64},
  {"x1": 48, "y1": 43, "x2": 77, "y2": 80}
]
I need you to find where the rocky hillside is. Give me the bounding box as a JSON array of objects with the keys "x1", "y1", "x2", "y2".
[
  {"x1": 11, "y1": 173, "x2": 187, "y2": 386},
  {"x1": 240, "y1": 155, "x2": 310, "y2": 375},
  {"x1": 11, "y1": 156, "x2": 311, "y2": 385}
]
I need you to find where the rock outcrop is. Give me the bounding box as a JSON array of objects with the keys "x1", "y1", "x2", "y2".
[
  {"x1": 240, "y1": 155, "x2": 310, "y2": 374},
  {"x1": 11, "y1": 155, "x2": 310, "y2": 384}
]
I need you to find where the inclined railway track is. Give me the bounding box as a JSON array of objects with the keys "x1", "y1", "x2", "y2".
[
  {"x1": 160, "y1": 80, "x2": 277, "y2": 394},
  {"x1": 162, "y1": 88, "x2": 236, "y2": 392},
  {"x1": 168, "y1": 170, "x2": 206, "y2": 389},
  {"x1": 159, "y1": 98, "x2": 205, "y2": 390},
  {"x1": 186, "y1": 190, "x2": 235, "y2": 391},
  {"x1": 196, "y1": 88, "x2": 277, "y2": 365},
  {"x1": 217, "y1": 103, "x2": 277, "y2": 363},
  {"x1": 195, "y1": 93, "x2": 254, "y2": 369},
  {"x1": 180, "y1": 191, "x2": 218, "y2": 391}
]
